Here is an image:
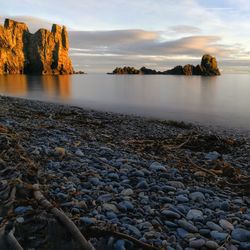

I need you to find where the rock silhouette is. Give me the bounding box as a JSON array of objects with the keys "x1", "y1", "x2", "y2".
[
  {"x1": 109, "y1": 54, "x2": 221, "y2": 76},
  {"x1": 0, "y1": 19, "x2": 73, "y2": 75}
]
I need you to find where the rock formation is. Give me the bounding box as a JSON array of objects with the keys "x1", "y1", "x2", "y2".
[
  {"x1": 0, "y1": 19, "x2": 73, "y2": 75},
  {"x1": 164, "y1": 54, "x2": 220, "y2": 76},
  {"x1": 109, "y1": 54, "x2": 220, "y2": 76}
]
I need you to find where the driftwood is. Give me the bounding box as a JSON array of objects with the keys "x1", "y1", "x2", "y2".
[
  {"x1": 0, "y1": 225, "x2": 24, "y2": 250},
  {"x1": 33, "y1": 184, "x2": 95, "y2": 250},
  {"x1": 86, "y1": 227, "x2": 159, "y2": 250},
  {"x1": 186, "y1": 156, "x2": 219, "y2": 177},
  {"x1": 6, "y1": 229, "x2": 24, "y2": 250}
]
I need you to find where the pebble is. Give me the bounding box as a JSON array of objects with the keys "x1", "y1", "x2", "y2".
[
  {"x1": 136, "y1": 180, "x2": 149, "y2": 189},
  {"x1": 14, "y1": 206, "x2": 33, "y2": 214},
  {"x1": 178, "y1": 220, "x2": 198, "y2": 233},
  {"x1": 149, "y1": 162, "x2": 167, "y2": 171},
  {"x1": 189, "y1": 192, "x2": 205, "y2": 202},
  {"x1": 231, "y1": 228, "x2": 250, "y2": 242},
  {"x1": 80, "y1": 217, "x2": 96, "y2": 225},
  {"x1": 75, "y1": 149, "x2": 84, "y2": 157},
  {"x1": 16, "y1": 217, "x2": 25, "y2": 223},
  {"x1": 167, "y1": 181, "x2": 185, "y2": 189},
  {"x1": 97, "y1": 194, "x2": 113, "y2": 202},
  {"x1": 103, "y1": 203, "x2": 119, "y2": 213},
  {"x1": 205, "y1": 151, "x2": 221, "y2": 161},
  {"x1": 186, "y1": 209, "x2": 203, "y2": 221},
  {"x1": 219, "y1": 219, "x2": 234, "y2": 231},
  {"x1": 176, "y1": 195, "x2": 189, "y2": 203},
  {"x1": 118, "y1": 201, "x2": 134, "y2": 211},
  {"x1": 125, "y1": 224, "x2": 142, "y2": 238},
  {"x1": 205, "y1": 240, "x2": 219, "y2": 249},
  {"x1": 206, "y1": 221, "x2": 223, "y2": 232},
  {"x1": 210, "y1": 231, "x2": 228, "y2": 241},
  {"x1": 189, "y1": 238, "x2": 205, "y2": 248},
  {"x1": 121, "y1": 188, "x2": 134, "y2": 196},
  {"x1": 114, "y1": 239, "x2": 126, "y2": 250},
  {"x1": 161, "y1": 210, "x2": 181, "y2": 219}
]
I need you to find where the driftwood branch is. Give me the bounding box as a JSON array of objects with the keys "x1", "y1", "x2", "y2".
[
  {"x1": 5, "y1": 229, "x2": 23, "y2": 250},
  {"x1": 186, "y1": 156, "x2": 218, "y2": 177},
  {"x1": 33, "y1": 184, "x2": 95, "y2": 250},
  {"x1": 0, "y1": 225, "x2": 23, "y2": 250},
  {"x1": 86, "y1": 227, "x2": 158, "y2": 250}
]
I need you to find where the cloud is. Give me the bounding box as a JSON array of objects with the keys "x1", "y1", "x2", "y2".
[
  {"x1": 169, "y1": 25, "x2": 201, "y2": 34},
  {"x1": 0, "y1": 16, "x2": 54, "y2": 32},
  {"x1": 69, "y1": 30, "x2": 159, "y2": 48},
  {"x1": 69, "y1": 30, "x2": 238, "y2": 59}
]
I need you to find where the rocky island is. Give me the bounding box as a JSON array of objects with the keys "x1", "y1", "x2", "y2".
[
  {"x1": 109, "y1": 54, "x2": 221, "y2": 76},
  {"x1": 0, "y1": 19, "x2": 74, "y2": 75}
]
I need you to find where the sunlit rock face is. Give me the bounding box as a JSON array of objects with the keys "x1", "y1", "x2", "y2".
[
  {"x1": 200, "y1": 54, "x2": 220, "y2": 76},
  {"x1": 0, "y1": 19, "x2": 73, "y2": 75},
  {"x1": 164, "y1": 54, "x2": 221, "y2": 76}
]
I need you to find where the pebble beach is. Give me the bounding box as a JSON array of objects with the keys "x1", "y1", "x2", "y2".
[{"x1": 0, "y1": 95, "x2": 250, "y2": 250}]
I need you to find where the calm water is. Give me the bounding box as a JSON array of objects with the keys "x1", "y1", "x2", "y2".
[{"x1": 0, "y1": 74, "x2": 250, "y2": 129}]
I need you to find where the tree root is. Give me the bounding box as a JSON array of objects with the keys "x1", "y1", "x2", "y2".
[{"x1": 33, "y1": 184, "x2": 95, "y2": 250}]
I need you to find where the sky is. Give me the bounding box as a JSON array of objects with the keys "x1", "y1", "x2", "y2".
[{"x1": 0, "y1": 0, "x2": 250, "y2": 73}]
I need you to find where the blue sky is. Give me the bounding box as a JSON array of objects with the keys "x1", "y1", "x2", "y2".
[{"x1": 1, "y1": 0, "x2": 250, "y2": 72}]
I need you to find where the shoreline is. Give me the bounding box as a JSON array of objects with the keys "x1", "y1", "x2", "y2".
[{"x1": 0, "y1": 95, "x2": 249, "y2": 249}]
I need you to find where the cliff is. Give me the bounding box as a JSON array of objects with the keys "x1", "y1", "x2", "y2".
[
  {"x1": 109, "y1": 54, "x2": 221, "y2": 76},
  {"x1": 0, "y1": 19, "x2": 73, "y2": 75}
]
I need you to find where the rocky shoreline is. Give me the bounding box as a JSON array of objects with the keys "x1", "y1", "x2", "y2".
[{"x1": 0, "y1": 96, "x2": 249, "y2": 250}]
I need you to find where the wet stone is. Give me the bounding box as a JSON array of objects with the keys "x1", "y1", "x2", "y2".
[
  {"x1": 161, "y1": 210, "x2": 181, "y2": 219},
  {"x1": 176, "y1": 195, "x2": 189, "y2": 203},
  {"x1": 186, "y1": 209, "x2": 203, "y2": 221},
  {"x1": 206, "y1": 221, "x2": 223, "y2": 232},
  {"x1": 178, "y1": 220, "x2": 198, "y2": 233},
  {"x1": 118, "y1": 200, "x2": 134, "y2": 211},
  {"x1": 149, "y1": 162, "x2": 167, "y2": 171},
  {"x1": 80, "y1": 217, "x2": 96, "y2": 225},
  {"x1": 189, "y1": 192, "x2": 205, "y2": 202},
  {"x1": 103, "y1": 203, "x2": 119, "y2": 213},
  {"x1": 210, "y1": 231, "x2": 228, "y2": 241},
  {"x1": 189, "y1": 238, "x2": 205, "y2": 248},
  {"x1": 14, "y1": 206, "x2": 33, "y2": 214},
  {"x1": 121, "y1": 188, "x2": 134, "y2": 196},
  {"x1": 205, "y1": 240, "x2": 219, "y2": 249},
  {"x1": 75, "y1": 149, "x2": 84, "y2": 157},
  {"x1": 136, "y1": 180, "x2": 148, "y2": 189},
  {"x1": 97, "y1": 194, "x2": 113, "y2": 203},
  {"x1": 219, "y1": 219, "x2": 234, "y2": 231},
  {"x1": 231, "y1": 228, "x2": 250, "y2": 242}
]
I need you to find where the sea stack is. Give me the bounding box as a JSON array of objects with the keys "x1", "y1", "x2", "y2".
[
  {"x1": 164, "y1": 54, "x2": 221, "y2": 76},
  {"x1": 0, "y1": 19, "x2": 74, "y2": 75}
]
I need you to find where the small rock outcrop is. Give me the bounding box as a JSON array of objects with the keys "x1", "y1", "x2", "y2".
[
  {"x1": 164, "y1": 54, "x2": 220, "y2": 76},
  {"x1": 0, "y1": 19, "x2": 73, "y2": 75},
  {"x1": 109, "y1": 54, "x2": 220, "y2": 76}
]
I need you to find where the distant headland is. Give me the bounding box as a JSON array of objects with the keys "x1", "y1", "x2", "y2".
[
  {"x1": 108, "y1": 54, "x2": 221, "y2": 76},
  {"x1": 0, "y1": 19, "x2": 74, "y2": 75}
]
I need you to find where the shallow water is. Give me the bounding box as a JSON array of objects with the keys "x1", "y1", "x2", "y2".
[{"x1": 0, "y1": 74, "x2": 250, "y2": 129}]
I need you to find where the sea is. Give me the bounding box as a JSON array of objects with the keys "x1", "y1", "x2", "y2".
[{"x1": 0, "y1": 73, "x2": 250, "y2": 129}]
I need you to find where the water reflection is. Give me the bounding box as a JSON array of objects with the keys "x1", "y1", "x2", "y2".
[
  {"x1": 0, "y1": 75, "x2": 72, "y2": 100},
  {"x1": 40, "y1": 75, "x2": 71, "y2": 100},
  {"x1": 0, "y1": 75, "x2": 28, "y2": 94}
]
